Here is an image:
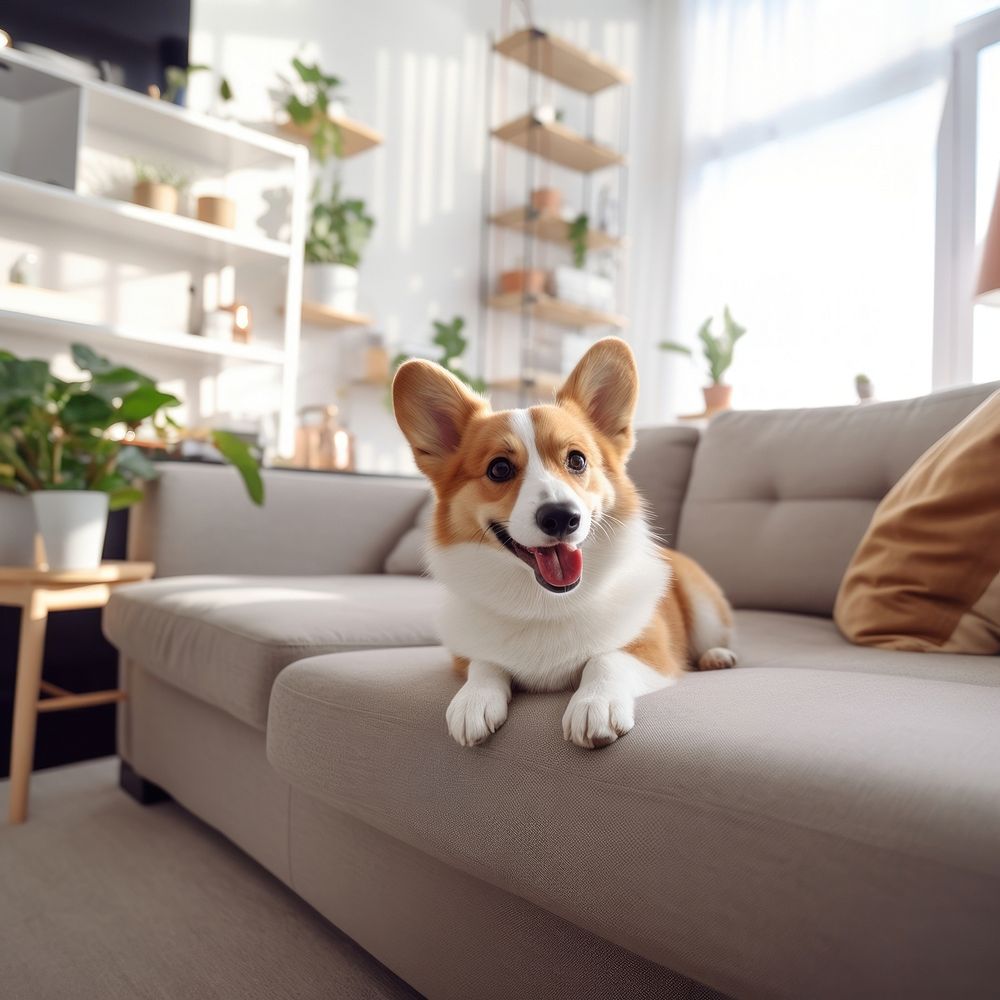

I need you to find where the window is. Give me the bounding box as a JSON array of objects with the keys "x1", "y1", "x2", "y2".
[{"x1": 671, "y1": 0, "x2": 1000, "y2": 414}]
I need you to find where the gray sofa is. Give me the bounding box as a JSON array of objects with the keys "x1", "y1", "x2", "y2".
[{"x1": 104, "y1": 382, "x2": 1000, "y2": 1000}]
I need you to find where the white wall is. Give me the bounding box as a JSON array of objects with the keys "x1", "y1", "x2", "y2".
[{"x1": 190, "y1": 0, "x2": 676, "y2": 468}]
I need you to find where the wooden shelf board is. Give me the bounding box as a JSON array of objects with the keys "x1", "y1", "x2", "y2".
[
  {"x1": 0, "y1": 173, "x2": 291, "y2": 266},
  {"x1": 494, "y1": 28, "x2": 631, "y2": 95},
  {"x1": 492, "y1": 115, "x2": 624, "y2": 174},
  {"x1": 300, "y1": 302, "x2": 373, "y2": 329},
  {"x1": 0, "y1": 309, "x2": 286, "y2": 365},
  {"x1": 489, "y1": 206, "x2": 621, "y2": 250},
  {"x1": 279, "y1": 114, "x2": 383, "y2": 159},
  {"x1": 488, "y1": 291, "x2": 626, "y2": 330}
]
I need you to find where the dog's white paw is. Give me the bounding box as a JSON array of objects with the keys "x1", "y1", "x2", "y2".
[
  {"x1": 697, "y1": 647, "x2": 737, "y2": 671},
  {"x1": 446, "y1": 683, "x2": 509, "y2": 747},
  {"x1": 562, "y1": 689, "x2": 635, "y2": 749}
]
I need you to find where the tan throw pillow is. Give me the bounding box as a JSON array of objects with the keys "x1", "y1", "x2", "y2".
[{"x1": 834, "y1": 389, "x2": 1000, "y2": 654}]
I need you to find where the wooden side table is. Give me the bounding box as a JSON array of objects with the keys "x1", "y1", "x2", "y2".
[{"x1": 1, "y1": 561, "x2": 154, "y2": 824}]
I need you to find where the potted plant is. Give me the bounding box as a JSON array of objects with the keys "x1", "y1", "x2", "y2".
[
  {"x1": 549, "y1": 212, "x2": 616, "y2": 313},
  {"x1": 0, "y1": 344, "x2": 263, "y2": 571},
  {"x1": 161, "y1": 63, "x2": 234, "y2": 110},
  {"x1": 498, "y1": 266, "x2": 547, "y2": 297},
  {"x1": 390, "y1": 316, "x2": 486, "y2": 397},
  {"x1": 132, "y1": 159, "x2": 188, "y2": 214},
  {"x1": 530, "y1": 187, "x2": 562, "y2": 217},
  {"x1": 303, "y1": 181, "x2": 375, "y2": 313},
  {"x1": 659, "y1": 306, "x2": 747, "y2": 413},
  {"x1": 281, "y1": 57, "x2": 346, "y2": 163}
]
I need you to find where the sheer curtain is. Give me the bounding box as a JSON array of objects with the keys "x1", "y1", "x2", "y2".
[{"x1": 668, "y1": 0, "x2": 998, "y2": 415}]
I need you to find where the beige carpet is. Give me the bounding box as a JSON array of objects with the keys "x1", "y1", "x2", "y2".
[{"x1": 0, "y1": 759, "x2": 418, "y2": 1000}]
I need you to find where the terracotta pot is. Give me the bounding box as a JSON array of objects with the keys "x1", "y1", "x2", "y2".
[
  {"x1": 530, "y1": 187, "x2": 562, "y2": 217},
  {"x1": 499, "y1": 268, "x2": 547, "y2": 296},
  {"x1": 702, "y1": 383, "x2": 733, "y2": 412},
  {"x1": 196, "y1": 195, "x2": 236, "y2": 229},
  {"x1": 132, "y1": 181, "x2": 179, "y2": 214}
]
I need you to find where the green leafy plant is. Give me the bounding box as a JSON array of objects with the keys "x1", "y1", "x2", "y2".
[
  {"x1": 568, "y1": 212, "x2": 589, "y2": 269},
  {"x1": 162, "y1": 64, "x2": 234, "y2": 106},
  {"x1": 389, "y1": 316, "x2": 487, "y2": 404},
  {"x1": 659, "y1": 306, "x2": 747, "y2": 385},
  {"x1": 0, "y1": 345, "x2": 263, "y2": 508},
  {"x1": 132, "y1": 158, "x2": 189, "y2": 190},
  {"x1": 305, "y1": 182, "x2": 374, "y2": 267},
  {"x1": 283, "y1": 57, "x2": 345, "y2": 162}
]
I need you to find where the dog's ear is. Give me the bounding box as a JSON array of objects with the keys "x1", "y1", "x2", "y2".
[
  {"x1": 393, "y1": 360, "x2": 487, "y2": 481},
  {"x1": 557, "y1": 337, "x2": 638, "y2": 457}
]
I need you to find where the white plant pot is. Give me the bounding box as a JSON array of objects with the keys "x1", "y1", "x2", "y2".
[
  {"x1": 31, "y1": 491, "x2": 109, "y2": 571},
  {"x1": 303, "y1": 263, "x2": 359, "y2": 313},
  {"x1": 549, "y1": 266, "x2": 616, "y2": 312},
  {"x1": 0, "y1": 492, "x2": 38, "y2": 567}
]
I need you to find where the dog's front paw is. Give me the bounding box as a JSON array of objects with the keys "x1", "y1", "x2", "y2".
[
  {"x1": 562, "y1": 689, "x2": 635, "y2": 749},
  {"x1": 446, "y1": 683, "x2": 509, "y2": 747}
]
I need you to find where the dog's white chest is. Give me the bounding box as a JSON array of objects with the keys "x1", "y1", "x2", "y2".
[{"x1": 435, "y1": 539, "x2": 668, "y2": 691}]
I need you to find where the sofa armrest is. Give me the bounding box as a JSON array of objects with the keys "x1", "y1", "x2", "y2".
[
  {"x1": 628, "y1": 425, "x2": 700, "y2": 546},
  {"x1": 128, "y1": 463, "x2": 428, "y2": 578}
]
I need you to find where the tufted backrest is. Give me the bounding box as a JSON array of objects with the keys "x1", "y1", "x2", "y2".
[
  {"x1": 628, "y1": 425, "x2": 701, "y2": 547},
  {"x1": 677, "y1": 382, "x2": 1000, "y2": 616}
]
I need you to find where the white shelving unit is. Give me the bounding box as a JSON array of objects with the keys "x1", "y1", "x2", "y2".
[
  {"x1": 0, "y1": 310, "x2": 287, "y2": 366},
  {"x1": 0, "y1": 47, "x2": 309, "y2": 455}
]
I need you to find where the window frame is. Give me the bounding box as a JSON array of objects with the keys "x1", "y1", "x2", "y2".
[{"x1": 934, "y1": 7, "x2": 1000, "y2": 387}]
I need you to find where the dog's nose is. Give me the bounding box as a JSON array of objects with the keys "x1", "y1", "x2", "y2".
[{"x1": 535, "y1": 503, "x2": 581, "y2": 539}]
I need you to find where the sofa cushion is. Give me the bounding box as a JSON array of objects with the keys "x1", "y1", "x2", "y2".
[
  {"x1": 733, "y1": 610, "x2": 1000, "y2": 686},
  {"x1": 677, "y1": 381, "x2": 1000, "y2": 615},
  {"x1": 104, "y1": 575, "x2": 443, "y2": 730},
  {"x1": 382, "y1": 494, "x2": 433, "y2": 575},
  {"x1": 628, "y1": 425, "x2": 700, "y2": 547},
  {"x1": 835, "y1": 390, "x2": 1000, "y2": 654},
  {"x1": 267, "y1": 647, "x2": 1000, "y2": 1000}
]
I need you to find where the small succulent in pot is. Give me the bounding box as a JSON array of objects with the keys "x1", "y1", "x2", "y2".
[
  {"x1": 659, "y1": 306, "x2": 748, "y2": 413},
  {"x1": 0, "y1": 344, "x2": 263, "y2": 568}
]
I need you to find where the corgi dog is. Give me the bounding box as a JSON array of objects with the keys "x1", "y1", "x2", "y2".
[{"x1": 392, "y1": 337, "x2": 736, "y2": 750}]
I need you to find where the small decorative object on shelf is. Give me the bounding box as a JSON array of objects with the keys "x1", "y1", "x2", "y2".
[
  {"x1": 304, "y1": 181, "x2": 375, "y2": 313},
  {"x1": 660, "y1": 305, "x2": 747, "y2": 415},
  {"x1": 202, "y1": 309, "x2": 234, "y2": 341},
  {"x1": 131, "y1": 159, "x2": 187, "y2": 214},
  {"x1": 530, "y1": 187, "x2": 562, "y2": 217},
  {"x1": 8, "y1": 252, "x2": 40, "y2": 286},
  {"x1": 196, "y1": 195, "x2": 236, "y2": 229},
  {"x1": 293, "y1": 404, "x2": 354, "y2": 471},
  {"x1": 855, "y1": 373, "x2": 876, "y2": 405},
  {"x1": 364, "y1": 331, "x2": 391, "y2": 383},
  {"x1": 0, "y1": 343, "x2": 264, "y2": 570},
  {"x1": 221, "y1": 302, "x2": 253, "y2": 343},
  {"x1": 499, "y1": 267, "x2": 546, "y2": 296}
]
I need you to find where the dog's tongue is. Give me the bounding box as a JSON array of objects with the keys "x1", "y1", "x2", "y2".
[{"x1": 531, "y1": 543, "x2": 583, "y2": 588}]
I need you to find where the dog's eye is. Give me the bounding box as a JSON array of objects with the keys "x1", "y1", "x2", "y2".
[
  {"x1": 487, "y1": 457, "x2": 515, "y2": 482},
  {"x1": 566, "y1": 450, "x2": 587, "y2": 473}
]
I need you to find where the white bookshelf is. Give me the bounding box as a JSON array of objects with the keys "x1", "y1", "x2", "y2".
[
  {"x1": 0, "y1": 47, "x2": 309, "y2": 455},
  {"x1": 0, "y1": 310, "x2": 286, "y2": 366}
]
